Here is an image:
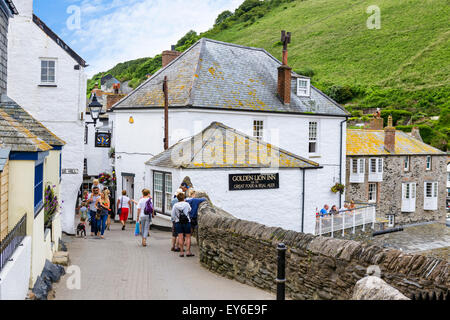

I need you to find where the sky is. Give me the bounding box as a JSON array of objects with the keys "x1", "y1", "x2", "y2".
[{"x1": 33, "y1": 0, "x2": 244, "y2": 78}]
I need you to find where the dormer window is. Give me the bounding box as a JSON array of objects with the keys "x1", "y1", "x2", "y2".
[{"x1": 297, "y1": 78, "x2": 311, "y2": 97}]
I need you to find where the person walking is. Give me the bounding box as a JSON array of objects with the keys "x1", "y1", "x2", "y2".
[
  {"x1": 87, "y1": 187, "x2": 101, "y2": 236},
  {"x1": 95, "y1": 191, "x2": 110, "y2": 239},
  {"x1": 170, "y1": 189, "x2": 183, "y2": 252},
  {"x1": 171, "y1": 193, "x2": 193, "y2": 257},
  {"x1": 92, "y1": 179, "x2": 104, "y2": 192},
  {"x1": 137, "y1": 189, "x2": 154, "y2": 247},
  {"x1": 117, "y1": 190, "x2": 133, "y2": 230}
]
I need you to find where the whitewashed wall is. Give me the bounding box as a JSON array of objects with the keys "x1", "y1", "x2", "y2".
[
  {"x1": 115, "y1": 108, "x2": 346, "y2": 231},
  {"x1": 7, "y1": 4, "x2": 87, "y2": 233},
  {"x1": 85, "y1": 120, "x2": 112, "y2": 177},
  {"x1": 0, "y1": 237, "x2": 32, "y2": 300}
]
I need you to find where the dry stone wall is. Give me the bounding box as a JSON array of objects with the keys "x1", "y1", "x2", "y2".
[{"x1": 198, "y1": 201, "x2": 449, "y2": 300}]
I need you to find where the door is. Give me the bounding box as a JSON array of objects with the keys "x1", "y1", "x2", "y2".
[{"x1": 122, "y1": 175, "x2": 135, "y2": 220}]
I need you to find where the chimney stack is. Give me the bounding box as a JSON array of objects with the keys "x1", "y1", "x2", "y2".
[
  {"x1": 369, "y1": 108, "x2": 384, "y2": 130},
  {"x1": 384, "y1": 115, "x2": 396, "y2": 153},
  {"x1": 162, "y1": 45, "x2": 181, "y2": 68},
  {"x1": 277, "y1": 31, "x2": 292, "y2": 105}
]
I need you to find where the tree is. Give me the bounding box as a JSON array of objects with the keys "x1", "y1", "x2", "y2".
[{"x1": 215, "y1": 10, "x2": 233, "y2": 25}]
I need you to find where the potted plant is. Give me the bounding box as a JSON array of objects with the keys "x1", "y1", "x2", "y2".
[
  {"x1": 331, "y1": 183, "x2": 345, "y2": 194},
  {"x1": 44, "y1": 185, "x2": 59, "y2": 230}
]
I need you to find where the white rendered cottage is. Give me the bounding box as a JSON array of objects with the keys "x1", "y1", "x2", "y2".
[
  {"x1": 111, "y1": 38, "x2": 349, "y2": 234},
  {"x1": 145, "y1": 122, "x2": 322, "y2": 232},
  {"x1": 7, "y1": 0, "x2": 87, "y2": 233}
]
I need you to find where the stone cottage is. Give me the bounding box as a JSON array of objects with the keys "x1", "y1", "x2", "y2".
[
  {"x1": 346, "y1": 117, "x2": 447, "y2": 227},
  {"x1": 111, "y1": 37, "x2": 349, "y2": 234},
  {"x1": 7, "y1": 0, "x2": 87, "y2": 234}
]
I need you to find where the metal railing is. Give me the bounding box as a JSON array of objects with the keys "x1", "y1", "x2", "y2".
[
  {"x1": 0, "y1": 215, "x2": 27, "y2": 272},
  {"x1": 315, "y1": 205, "x2": 376, "y2": 237}
]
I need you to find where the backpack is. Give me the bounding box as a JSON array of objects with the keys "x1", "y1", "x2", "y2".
[
  {"x1": 178, "y1": 208, "x2": 189, "y2": 224},
  {"x1": 144, "y1": 198, "x2": 154, "y2": 216}
]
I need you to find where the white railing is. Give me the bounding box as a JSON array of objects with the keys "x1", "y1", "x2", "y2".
[{"x1": 315, "y1": 205, "x2": 376, "y2": 237}]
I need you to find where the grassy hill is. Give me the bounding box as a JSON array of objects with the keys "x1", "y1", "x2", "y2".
[{"x1": 88, "y1": 0, "x2": 449, "y2": 150}]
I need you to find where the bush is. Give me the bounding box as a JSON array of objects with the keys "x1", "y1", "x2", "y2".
[
  {"x1": 295, "y1": 67, "x2": 315, "y2": 78},
  {"x1": 380, "y1": 109, "x2": 413, "y2": 126},
  {"x1": 326, "y1": 85, "x2": 353, "y2": 103},
  {"x1": 215, "y1": 10, "x2": 233, "y2": 25}
]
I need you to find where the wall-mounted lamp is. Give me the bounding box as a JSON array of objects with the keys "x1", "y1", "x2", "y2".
[{"x1": 129, "y1": 116, "x2": 134, "y2": 124}]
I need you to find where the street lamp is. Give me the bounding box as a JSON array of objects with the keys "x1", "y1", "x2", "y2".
[{"x1": 87, "y1": 94, "x2": 103, "y2": 126}]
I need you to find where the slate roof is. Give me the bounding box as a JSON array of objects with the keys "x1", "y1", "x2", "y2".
[
  {"x1": 113, "y1": 38, "x2": 348, "y2": 117},
  {"x1": 33, "y1": 14, "x2": 87, "y2": 67},
  {"x1": 2, "y1": 0, "x2": 18, "y2": 15},
  {"x1": 146, "y1": 122, "x2": 320, "y2": 169},
  {"x1": 347, "y1": 129, "x2": 445, "y2": 156},
  {"x1": 0, "y1": 147, "x2": 10, "y2": 172},
  {"x1": 0, "y1": 95, "x2": 65, "y2": 152}
]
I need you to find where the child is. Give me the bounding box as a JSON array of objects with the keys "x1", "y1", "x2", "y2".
[{"x1": 77, "y1": 202, "x2": 88, "y2": 238}]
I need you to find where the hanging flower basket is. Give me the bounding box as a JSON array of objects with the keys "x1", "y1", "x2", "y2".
[
  {"x1": 44, "y1": 185, "x2": 59, "y2": 229},
  {"x1": 331, "y1": 183, "x2": 345, "y2": 194}
]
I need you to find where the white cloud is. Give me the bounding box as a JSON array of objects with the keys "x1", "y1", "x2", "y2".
[{"x1": 63, "y1": 0, "x2": 244, "y2": 77}]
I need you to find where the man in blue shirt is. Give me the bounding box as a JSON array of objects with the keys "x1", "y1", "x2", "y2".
[
  {"x1": 186, "y1": 189, "x2": 207, "y2": 234},
  {"x1": 320, "y1": 205, "x2": 330, "y2": 217}
]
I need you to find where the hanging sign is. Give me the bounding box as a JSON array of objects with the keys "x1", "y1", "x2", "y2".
[
  {"x1": 229, "y1": 173, "x2": 279, "y2": 191},
  {"x1": 95, "y1": 132, "x2": 111, "y2": 148}
]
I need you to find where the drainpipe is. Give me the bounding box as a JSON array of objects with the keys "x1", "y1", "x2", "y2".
[
  {"x1": 339, "y1": 119, "x2": 348, "y2": 208},
  {"x1": 301, "y1": 169, "x2": 305, "y2": 233}
]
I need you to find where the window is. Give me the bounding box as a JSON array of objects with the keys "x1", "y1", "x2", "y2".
[
  {"x1": 253, "y1": 120, "x2": 264, "y2": 141},
  {"x1": 368, "y1": 183, "x2": 377, "y2": 203},
  {"x1": 84, "y1": 125, "x2": 88, "y2": 144},
  {"x1": 83, "y1": 159, "x2": 87, "y2": 176},
  {"x1": 404, "y1": 156, "x2": 410, "y2": 171},
  {"x1": 424, "y1": 182, "x2": 438, "y2": 211},
  {"x1": 350, "y1": 158, "x2": 365, "y2": 183},
  {"x1": 447, "y1": 188, "x2": 450, "y2": 198},
  {"x1": 369, "y1": 158, "x2": 383, "y2": 182},
  {"x1": 448, "y1": 172, "x2": 450, "y2": 183},
  {"x1": 387, "y1": 215, "x2": 395, "y2": 228},
  {"x1": 426, "y1": 156, "x2": 432, "y2": 171},
  {"x1": 153, "y1": 171, "x2": 172, "y2": 215},
  {"x1": 34, "y1": 163, "x2": 44, "y2": 215},
  {"x1": 401, "y1": 182, "x2": 416, "y2": 212},
  {"x1": 297, "y1": 78, "x2": 311, "y2": 97},
  {"x1": 40, "y1": 59, "x2": 56, "y2": 84},
  {"x1": 59, "y1": 153, "x2": 62, "y2": 181},
  {"x1": 308, "y1": 121, "x2": 318, "y2": 154}
]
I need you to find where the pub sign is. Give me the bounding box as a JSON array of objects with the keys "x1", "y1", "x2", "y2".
[
  {"x1": 95, "y1": 132, "x2": 111, "y2": 148},
  {"x1": 229, "y1": 173, "x2": 279, "y2": 191}
]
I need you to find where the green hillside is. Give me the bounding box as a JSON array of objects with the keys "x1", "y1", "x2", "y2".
[{"x1": 88, "y1": 0, "x2": 449, "y2": 150}]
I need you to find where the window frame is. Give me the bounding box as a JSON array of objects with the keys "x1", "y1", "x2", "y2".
[
  {"x1": 368, "y1": 183, "x2": 377, "y2": 203},
  {"x1": 401, "y1": 182, "x2": 416, "y2": 213},
  {"x1": 424, "y1": 181, "x2": 438, "y2": 211},
  {"x1": 40, "y1": 58, "x2": 57, "y2": 85},
  {"x1": 297, "y1": 78, "x2": 311, "y2": 97},
  {"x1": 368, "y1": 158, "x2": 383, "y2": 182},
  {"x1": 387, "y1": 215, "x2": 395, "y2": 228},
  {"x1": 253, "y1": 119, "x2": 264, "y2": 141},
  {"x1": 404, "y1": 156, "x2": 410, "y2": 172},
  {"x1": 426, "y1": 156, "x2": 432, "y2": 171},
  {"x1": 350, "y1": 158, "x2": 365, "y2": 183},
  {"x1": 308, "y1": 121, "x2": 319, "y2": 156},
  {"x1": 34, "y1": 162, "x2": 44, "y2": 216},
  {"x1": 152, "y1": 170, "x2": 173, "y2": 216}
]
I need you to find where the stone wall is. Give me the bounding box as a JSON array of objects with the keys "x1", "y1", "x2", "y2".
[
  {"x1": 346, "y1": 155, "x2": 447, "y2": 226},
  {"x1": 198, "y1": 201, "x2": 449, "y2": 300}
]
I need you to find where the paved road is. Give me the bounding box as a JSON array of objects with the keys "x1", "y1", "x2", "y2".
[{"x1": 53, "y1": 221, "x2": 274, "y2": 300}]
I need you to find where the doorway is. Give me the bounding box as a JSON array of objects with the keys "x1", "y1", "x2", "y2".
[{"x1": 122, "y1": 173, "x2": 135, "y2": 221}]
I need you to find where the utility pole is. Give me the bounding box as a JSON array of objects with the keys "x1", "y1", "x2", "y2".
[{"x1": 163, "y1": 76, "x2": 169, "y2": 150}]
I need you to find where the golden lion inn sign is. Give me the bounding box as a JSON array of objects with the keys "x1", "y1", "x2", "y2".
[{"x1": 229, "y1": 173, "x2": 279, "y2": 191}]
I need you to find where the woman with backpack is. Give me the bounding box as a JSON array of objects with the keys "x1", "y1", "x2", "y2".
[
  {"x1": 171, "y1": 193, "x2": 193, "y2": 257},
  {"x1": 137, "y1": 189, "x2": 154, "y2": 247}
]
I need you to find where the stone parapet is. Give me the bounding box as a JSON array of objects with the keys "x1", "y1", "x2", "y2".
[{"x1": 198, "y1": 201, "x2": 449, "y2": 300}]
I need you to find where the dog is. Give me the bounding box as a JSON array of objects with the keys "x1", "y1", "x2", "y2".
[{"x1": 77, "y1": 218, "x2": 87, "y2": 238}]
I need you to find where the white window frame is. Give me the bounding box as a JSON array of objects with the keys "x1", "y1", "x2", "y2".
[
  {"x1": 368, "y1": 183, "x2": 377, "y2": 203},
  {"x1": 404, "y1": 156, "x2": 410, "y2": 172},
  {"x1": 401, "y1": 182, "x2": 416, "y2": 212},
  {"x1": 387, "y1": 215, "x2": 395, "y2": 228},
  {"x1": 368, "y1": 158, "x2": 383, "y2": 182},
  {"x1": 40, "y1": 58, "x2": 57, "y2": 85},
  {"x1": 424, "y1": 182, "x2": 438, "y2": 211},
  {"x1": 426, "y1": 156, "x2": 432, "y2": 171},
  {"x1": 350, "y1": 158, "x2": 365, "y2": 183},
  {"x1": 308, "y1": 121, "x2": 319, "y2": 156},
  {"x1": 297, "y1": 78, "x2": 311, "y2": 97},
  {"x1": 253, "y1": 120, "x2": 264, "y2": 141}
]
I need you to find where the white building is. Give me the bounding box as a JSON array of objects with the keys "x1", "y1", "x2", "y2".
[
  {"x1": 7, "y1": 0, "x2": 87, "y2": 233},
  {"x1": 111, "y1": 38, "x2": 349, "y2": 234}
]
